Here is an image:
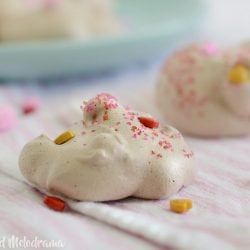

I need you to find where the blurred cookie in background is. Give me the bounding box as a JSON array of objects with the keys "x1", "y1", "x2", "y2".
[{"x1": 0, "y1": 0, "x2": 121, "y2": 42}]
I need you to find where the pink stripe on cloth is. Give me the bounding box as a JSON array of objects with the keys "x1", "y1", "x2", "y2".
[{"x1": 0, "y1": 82, "x2": 250, "y2": 250}]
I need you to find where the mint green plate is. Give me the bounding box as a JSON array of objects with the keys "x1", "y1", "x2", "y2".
[{"x1": 0, "y1": 0, "x2": 204, "y2": 80}]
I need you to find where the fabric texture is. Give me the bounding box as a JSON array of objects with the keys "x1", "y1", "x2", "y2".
[{"x1": 0, "y1": 68, "x2": 249, "y2": 250}]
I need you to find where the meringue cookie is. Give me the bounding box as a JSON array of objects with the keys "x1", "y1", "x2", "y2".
[
  {"x1": 19, "y1": 93, "x2": 195, "y2": 201},
  {"x1": 0, "y1": 0, "x2": 120, "y2": 42},
  {"x1": 156, "y1": 42, "x2": 250, "y2": 137}
]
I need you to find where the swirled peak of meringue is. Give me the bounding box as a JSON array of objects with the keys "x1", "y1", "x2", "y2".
[
  {"x1": 19, "y1": 93, "x2": 196, "y2": 201},
  {"x1": 156, "y1": 42, "x2": 250, "y2": 137}
]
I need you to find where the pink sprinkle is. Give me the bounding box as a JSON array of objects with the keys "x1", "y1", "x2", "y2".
[
  {"x1": 44, "y1": 0, "x2": 60, "y2": 8},
  {"x1": 22, "y1": 97, "x2": 40, "y2": 114},
  {"x1": 124, "y1": 105, "x2": 131, "y2": 111},
  {"x1": 84, "y1": 93, "x2": 118, "y2": 114},
  {"x1": 201, "y1": 42, "x2": 218, "y2": 56},
  {"x1": 0, "y1": 105, "x2": 16, "y2": 132},
  {"x1": 157, "y1": 154, "x2": 162, "y2": 158}
]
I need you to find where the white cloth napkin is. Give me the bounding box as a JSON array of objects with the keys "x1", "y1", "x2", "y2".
[{"x1": 0, "y1": 73, "x2": 249, "y2": 250}]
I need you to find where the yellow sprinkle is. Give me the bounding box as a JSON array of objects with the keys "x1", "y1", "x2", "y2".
[
  {"x1": 228, "y1": 65, "x2": 249, "y2": 84},
  {"x1": 183, "y1": 199, "x2": 193, "y2": 209},
  {"x1": 54, "y1": 130, "x2": 75, "y2": 145},
  {"x1": 170, "y1": 199, "x2": 193, "y2": 213}
]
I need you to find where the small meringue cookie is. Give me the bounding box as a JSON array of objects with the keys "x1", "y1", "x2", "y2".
[
  {"x1": 156, "y1": 43, "x2": 250, "y2": 137},
  {"x1": 19, "y1": 93, "x2": 196, "y2": 201}
]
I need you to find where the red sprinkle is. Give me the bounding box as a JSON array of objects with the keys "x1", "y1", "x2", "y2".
[
  {"x1": 22, "y1": 97, "x2": 40, "y2": 114},
  {"x1": 43, "y1": 196, "x2": 66, "y2": 212},
  {"x1": 138, "y1": 117, "x2": 159, "y2": 129}
]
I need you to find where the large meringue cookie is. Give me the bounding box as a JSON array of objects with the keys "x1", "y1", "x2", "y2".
[
  {"x1": 19, "y1": 93, "x2": 195, "y2": 201},
  {"x1": 156, "y1": 43, "x2": 250, "y2": 137}
]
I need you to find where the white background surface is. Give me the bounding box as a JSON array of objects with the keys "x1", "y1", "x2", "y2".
[{"x1": 202, "y1": 0, "x2": 250, "y2": 44}]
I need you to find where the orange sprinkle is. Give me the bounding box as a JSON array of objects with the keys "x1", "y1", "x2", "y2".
[
  {"x1": 170, "y1": 199, "x2": 193, "y2": 213},
  {"x1": 138, "y1": 117, "x2": 159, "y2": 129},
  {"x1": 43, "y1": 196, "x2": 66, "y2": 212},
  {"x1": 54, "y1": 130, "x2": 75, "y2": 145}
]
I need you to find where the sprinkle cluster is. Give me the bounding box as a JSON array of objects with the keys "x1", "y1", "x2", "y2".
[
  {"x1": 79, "y1": 94, "x2": 194, "y2": 160},
  {"x1": 82, "y1": 93, "x2": 119, "y2": 121},
  {"x1": 122, "y1": 111, "x2": 188, "y2": 159},
  {"x1": 83, "y1": 93, "x2": 118, "y2": 113},
  {"x1": 163, "y1": 45, "x2": 212, "y2": 116}
]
